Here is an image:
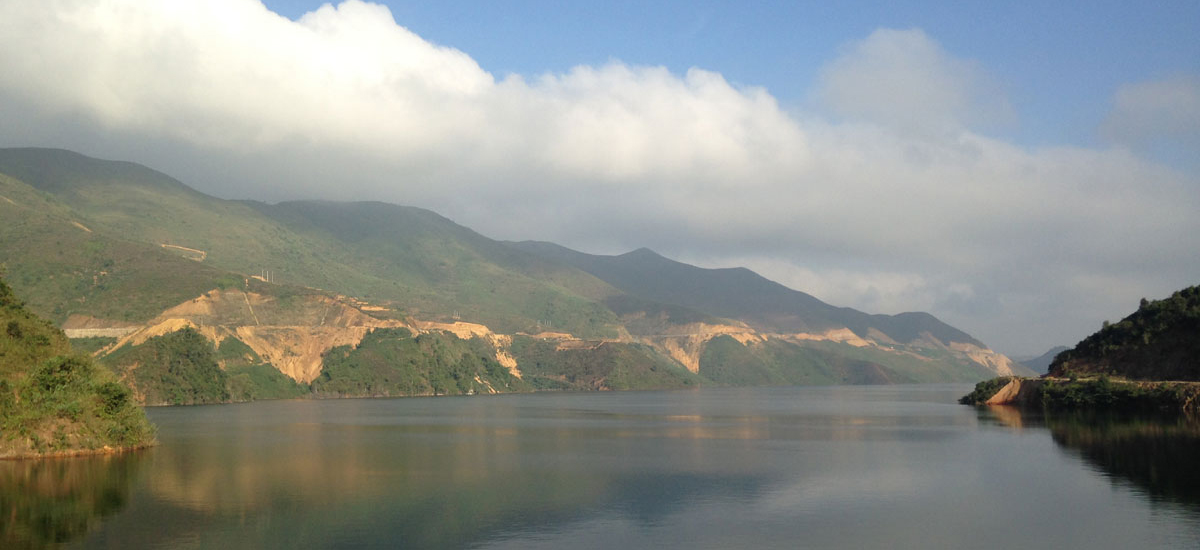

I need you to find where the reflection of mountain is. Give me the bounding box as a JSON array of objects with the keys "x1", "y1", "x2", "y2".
[
  {"x1": 79, "y1": 400, "x2": 771, "y2": 549},
  {"x1": 984, "y1": 407, "x2": 1200, "y2": 510},
  {"x1": 1047, "y1": 413, "x2": 1200, "y2": 509},
  {"x1": 0, "y1": 451, "x2": 145, "y2": 548}
]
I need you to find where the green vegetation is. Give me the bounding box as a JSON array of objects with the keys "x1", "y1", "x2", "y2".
[
  {"x1": 101, "y1": 329, "x2": 307, "y2": 405},
  {"x1": 1, "y1": 272, "x2": 70, "y2": 375},
  {"x1": 0, "y1": 171, "x2": 252, "y2": 325},
  {"x1": 511, "y1": 241, "x2": 984, "y2": 347},
  {"x1": 700, "y1": 336, "x2": 833, "y2": 386},
  {"x1": 216, "y1": 336, "x2": 307, "y2": 401},
  {"x1": 216, "y1": 335, "x2": 260, "y2": 364},
  {"x1": 700, "y1": 336, "x2": 994, "y2": 387},
  {"x1": 962, "y1": 285, "x2": 1200, "y2": 414},
  {"x1": 0, "y1": 148, "x2": 625, "y2": 337},
  {"x1": 67, "y1": 337, "x2": 117, "y2": 355},
  {"x1": 960, "y1": 375, "x2": 1200, "y2": 414},
  {"x1": 509, "y1": 336, "x2": 703, "y2": 391},
  {"x1": 0, "y1": 147, "x2": 1017, "y2": 398},
  {"x1": 227, "y1": 363, "x2": 308, "y2": 402},
  {"x1": 1050, "y1": 286, "x2": 1200, "y2": 380},
  {"x1": 959, "y1": 377, "x2": 1015, "y2": 405},
  {"x1": 101, "y1": 327, "x2": 229, "y2": 405},
  {"x1": 311, "y1": 328, "x2": 526, "y2": 397},
  {"x1": 2, "y1": 356, "x2": 154, "y2": 455},
  {"x1": 0, "y1": 275, "x2": 154, "y2": 458},
  {"x1": 1039, "y1": 376, "x2": 1200, "y2": 413}
]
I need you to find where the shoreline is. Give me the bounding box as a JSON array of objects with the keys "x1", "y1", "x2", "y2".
[
  {"x1": 962, "y1": 376, "x2": 1200, "y2": 414},
  {"x1": 0, "y1": 441, "x2": 157, "y2": 461}
]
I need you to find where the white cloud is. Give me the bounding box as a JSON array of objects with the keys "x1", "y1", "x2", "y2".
[
  {"x1": 0, "y1": 0, "x2": 1195, "y2": 356},
  {"x1": 813, "y1": 28, "x2": 1014, "y2": 136},
  {"x1": 1102, "y1": 74, "x2": 1200, "y2": 154}
]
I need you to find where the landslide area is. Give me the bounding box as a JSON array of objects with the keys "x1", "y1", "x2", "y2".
[{"x1": 104, "y1": 285, "x2": 408, "y2": 384}]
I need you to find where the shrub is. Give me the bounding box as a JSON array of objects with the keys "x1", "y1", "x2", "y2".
[{"x1": 959, "y1": 377, "x2": 1014, "y2": 405}]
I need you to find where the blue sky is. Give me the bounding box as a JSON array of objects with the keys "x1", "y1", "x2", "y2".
[
  {"x1": 0, "y1": 0, "x2": 1196, "y2": 356},
  {"x1": 264, "y1": 0, "x2": 1200, "y2": 152}
]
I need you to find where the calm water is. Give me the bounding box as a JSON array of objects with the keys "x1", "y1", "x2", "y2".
[{"x1": 6, "y1": 385, "x2": 1200, "y2": 549}]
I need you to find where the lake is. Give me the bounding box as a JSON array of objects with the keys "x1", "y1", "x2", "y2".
[{"x1": 7, "y1": 385, "x2": 1200, "y2": 549}]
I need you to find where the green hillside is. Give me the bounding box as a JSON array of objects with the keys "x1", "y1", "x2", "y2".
[
  {"x1": 310, "y1": 328, "x2": 526, "y2": 397},
  {"x1": 100, "y1": 328, "x2": 307, "y2": 406},
  {"x1": 699, "y1": 336, "x2": 994, "y2": 385},
  {"x1": 0, "y1": 148, "x2": 1015, "y2": 397},
  {"x1": 1050, "y1": 286, "x2": 1200, "y2": 380},
  {"x1": 0, "y1": 171, "x2": 233, "y2": 324},
  {"x1": 508, "y1": 336, "x2": 704, "y2": 391},
  {"x1": 0, "y1": 275, "x2": 155, "y2": 458},
  {"x1": 248, "y1": 200, "x2": 621, "y2": 336},
  {"x1": 0, "y1": 148, "x2": 621, "y2": 337},
  {"x1": 509, "y1": 242, "x2": 984, "y2": 347},
  {"x1": 963, "y1": 285, "x2": 1200, "y2": 412}
]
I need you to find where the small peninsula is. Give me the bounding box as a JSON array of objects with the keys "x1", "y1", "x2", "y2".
[
  {"x1": 0, "y1": 275, "x2": 155, "y2": 459},
  {"x1": 962, "y1": 285, "x2": 1200, "y2": 412}
]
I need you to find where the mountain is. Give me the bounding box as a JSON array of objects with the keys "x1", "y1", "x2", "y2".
[
  {"x1": 1016, "y1": 346, "x2": 1069, "y2": 375},
  {"x1": 0, "y1": 147, "x2": 621, "y2": 337},
  {"x1": 511, "y1": 241, "x2": 1021, "y2": 363},
  {"x1": 1049, "y1": 286, "x2": 1200, "y2": 380},
  {"x1": 0, "y1": 147, "x2": 1022, "y2": 400},
  {"x1": 511, "y1": 242, "x2": 981, "y2": 344}
]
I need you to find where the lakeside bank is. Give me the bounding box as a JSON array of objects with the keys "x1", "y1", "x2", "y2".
[{"x1": 962, "y1": 376, "x2": 1200, "y2": 414}]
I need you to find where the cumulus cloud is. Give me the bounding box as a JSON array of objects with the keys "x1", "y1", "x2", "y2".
[
  {"x1": 813, "y1": 28, "x2": 1014, "y2": 136},
  {"x1": 0, "y1": 0, "x2": 1195, "y2": 355},
  {"x1": 0, "y1": 0, "x2": 802, "y2": 186}
]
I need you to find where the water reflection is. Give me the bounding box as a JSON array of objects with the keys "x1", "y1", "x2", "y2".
[
  {"x1": 0, "y1": 451, "x2": 145, "y2": 548},
  {"x1": 50, "y1": 389, "x2": 1200, "y2": 549},
  {"x1": 77, "y1": 398, "x2": 776, "y2": 549},
  {"x1": 983, "y1": 406, "x2": 1200, "y2": 510}
]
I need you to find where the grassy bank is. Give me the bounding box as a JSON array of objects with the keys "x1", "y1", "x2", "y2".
[{"x1": 1, "y1": 275, "x2": 155, "y2": 459}]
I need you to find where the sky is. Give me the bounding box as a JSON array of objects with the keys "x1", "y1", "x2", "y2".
[{"x1": 0, "y1": 0, "x2": 1197, "y2": 357}]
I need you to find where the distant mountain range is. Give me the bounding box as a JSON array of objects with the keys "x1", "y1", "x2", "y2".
[
  {"x1": 0, "y1": 147, "x2": 1030, "y2": 403},
  {"x1": 1015, "y1": 346, "x2": 1069, "y2": 375},
  {"x1": 510, "y1": 241, "x2": 984, "y2": 347}
]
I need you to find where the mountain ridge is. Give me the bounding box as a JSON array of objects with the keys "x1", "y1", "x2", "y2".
[
  {"x1": 509, "y1": 240, "x2": 985, "y2": 348},
  {"x1": 0, "y1": 147, "x2": 1025, "y2": 401}
]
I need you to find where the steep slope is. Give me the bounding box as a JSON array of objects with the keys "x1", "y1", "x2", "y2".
[{"x1": 1049, "y1": 286, "x2": 1200, "y2": 380}]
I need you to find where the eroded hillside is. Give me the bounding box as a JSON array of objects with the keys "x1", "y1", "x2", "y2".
[{"x1": 0, "y1": 147, "x2": 1027, "y2": 401}]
